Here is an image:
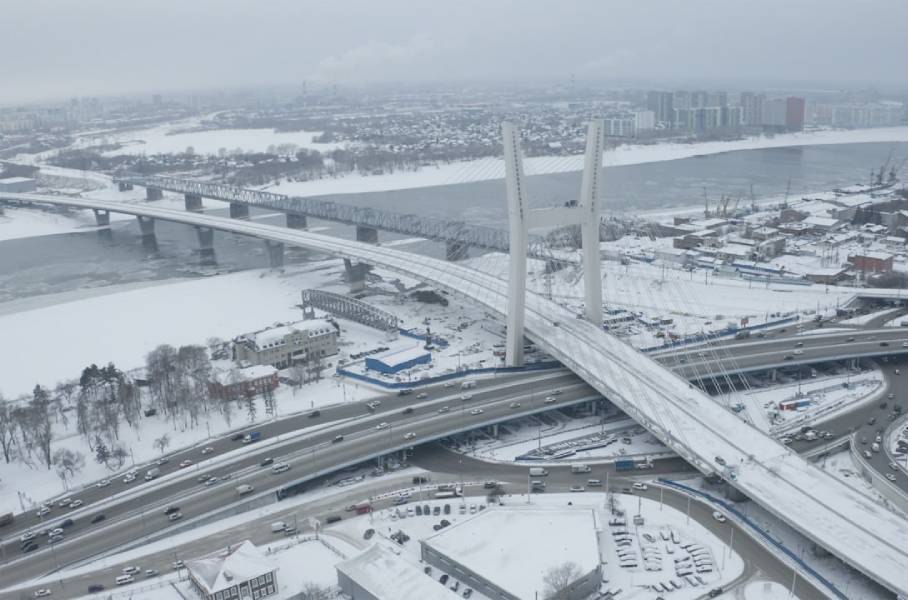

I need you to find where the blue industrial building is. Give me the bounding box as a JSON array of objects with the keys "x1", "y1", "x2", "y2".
[{"x1": 366, "y1": 346, "x2": 432, "y2": 374}]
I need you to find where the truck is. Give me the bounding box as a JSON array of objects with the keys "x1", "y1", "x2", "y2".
[
  {"x1": 236, "y1": 484, "x2": 255, "y2": 496},
  {"x1": 528, "y1": 467, "x2": 548, "y2": 477},
  {"x1": 571, "y1": 463, "x2": 591, "y2": 474},
  {"x1": 243, "y1": 431, "x2": 262, "y2": 444},
  {"x1": 460, "y1": 380, "x2": 476, "y2": 390},
  {"x1": 615, "y1": 459, "x2": 635, "y2": 472},
  {"x1": 270, "y1": 521, "x2": 287, "y2": 533},
  {"x1": 354, "y1": 501, "x2": 373, "y2": 515},
  {"x1": 144, "y1": 467, "x2": 161, "y2": 481}
]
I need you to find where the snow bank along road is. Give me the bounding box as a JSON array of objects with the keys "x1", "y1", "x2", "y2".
[{"x1": 4, "y1": 193, "x2": 908, "y2": 597}]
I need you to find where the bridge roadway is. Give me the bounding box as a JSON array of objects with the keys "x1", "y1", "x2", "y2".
[{"x1": 3, "y1": 193, "x2": 908, "y2": 596}]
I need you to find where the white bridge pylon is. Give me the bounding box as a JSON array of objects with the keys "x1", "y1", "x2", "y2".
[{"x1": 503, "y1": 120, "x2": 604, "y2": 367}]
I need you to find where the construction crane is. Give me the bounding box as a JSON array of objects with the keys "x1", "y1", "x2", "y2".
[
  {"x1": 703, "y1": 187, "x2": 710, "y2": 218},
  {"x1": 720, "y1": 194, "x2": 731, "y2": 217},
  {"x1": 750, "y1": 183, "x2": 756, "y2": 213}
]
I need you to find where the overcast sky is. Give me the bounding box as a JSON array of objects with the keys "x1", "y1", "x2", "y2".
[{"x1": 3, "y1": 0, "x2": 908, "y2": 103}]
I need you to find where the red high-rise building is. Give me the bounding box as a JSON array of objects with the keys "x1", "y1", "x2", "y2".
[{"x1": 785, "y1": 97, "x2": 806, "y2": 131}]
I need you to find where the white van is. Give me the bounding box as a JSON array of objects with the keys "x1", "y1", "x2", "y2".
[
  {"x1": 270, "y1": 521, "x2": 287, "y2": 533},
  {"x1": 115, "y1": 575, "x2": 135, "y2": 586}
]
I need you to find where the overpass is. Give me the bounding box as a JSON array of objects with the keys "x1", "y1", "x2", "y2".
[{"x1": 4, "y1": 191, "x2": 908, "y2": 597}]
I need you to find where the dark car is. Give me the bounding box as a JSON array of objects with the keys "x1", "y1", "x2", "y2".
[
  {"x1": 415, "y1": 505, "x2": 423, "y2": 516},
  {"x1": 402, "y1": 407, "x2": 414, "y2": 415},
  {"x1": 260, "y1": 458, "x2": 274, "y2": 467},
  {"x1": 23, "y1": 543, "x2": 39, "y2": 553},
  {"x1": 60, "y1": 518, "x2": 74, "y2": 529},
  {"x1": 443, "y1": 504, "x2": 451, "y2": 515},
  {"x1": 308, "y1": 410, "x2": 321, "y2": 418},
  {"x1": 412, "y1": 475, "x2": 428, "y2": 484},
  {"x1": 88, "y1": 585, "x2": 105, "y2": 594},
  {"x1": 440, "y1": 519, "x2": 451, "y2": 528},
  {"x1": 332, "y1": 435, "x2": 344, "y2": 444},
  {"x1": 325, "y1": 515, "x2": 342, "y2": 524},
  {"x1": 440, "y1": 574, "x2": 449, "y2": 585},
  {"x1": 708, "y1": 589, "x2": 723, "y2": 598},
  {"x1": 91, "y1": 514, "x2": 106, "y2": 524},
  {"x1": 163, "y1": 506, "x2": 181, "y2": 516},
  {"x1": 363, "y1": 528, "x2": 375, "y2": 540},
  {"x1": 230, "y1": 433, "x2": 244, "y2": 442}
]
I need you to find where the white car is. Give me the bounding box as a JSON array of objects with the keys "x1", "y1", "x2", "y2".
[
  {"x1": 793, "y1": 349, "x2": 804, "y2": 355},
  {"x1": 96, "y1": 479, "x2": 110, "y2": 488},
  {"x1": 890, "y1": 462, "x2": 900, "y2": 471},
  {"x1": 404, "y1": 432, "x2": 416, "y2": 440},
  {"x1": 179, "y1": 459, "x2": 193, "y2": 468},
  {"x1": 460, "y1": 394, "x2": 473, "y2": 401},
  {"x1": 569, "y1": 485, "x2": 585, "y2": 493},
  {"x1": 469, "y1": 408, "x2": 484, "y2": 415},
  {"x1": 712, "y1": 511, "x2": 727, "y2": 523},
  {"x1": 122, "y1": 474, "x2": 136, "y2": 484},
  {"x1": 632, "y1": 482, "x2": 648, "y2": 491},
  {"x1": 886, "y1": 473, "x2": 897, "y2": 482},
  {"x1": 376, "y1": 422, "x2": 389, "y2": 430},
  {"x1": 437, "y1": 406, "x2": 450, "y2": 414},
  {"x1": 33, "y1": 589, "x2": 52, "y2": 598},
  {"x1": 36, "y1": 506, "x2": 51, "y2": 517},
  {"x1": 863, "y1": 450, "x2": 873, "y2": 459},
  {"x1": 122, "y1": 566, "x2": 141, "y2": 576},
  {"x1": 416, "y1": 392, "x2": 428, "y2": 399},
  {"x1": 544, "y1": 396, "x2": 556, "y2": 404},
  {"x1": 509, "y1": 402, "x2": 521, "y2": 409},
  {"x1": 48, "y1": 528, "x2": 64, "y2": 537},
  {"x1": 69, "y1": 499, "x2": 83, "y2": 509},
  {"x1": 20, "y1": 531, "x2": 37, "y2": 542},
  {"x1": 201, "y1": 447, "x2": 214, "y2": 455}
]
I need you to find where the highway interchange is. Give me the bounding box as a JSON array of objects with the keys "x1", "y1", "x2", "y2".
[{"x1": 3, "y1": 319, "x2": 908, "y2": 598}]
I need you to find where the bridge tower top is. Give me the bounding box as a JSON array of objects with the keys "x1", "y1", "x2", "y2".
[{"x1": 502, "y1": 120, "x2": 604, "y2": 367}]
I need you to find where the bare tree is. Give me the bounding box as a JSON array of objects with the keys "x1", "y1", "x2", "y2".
[
  {"x1": 153, "y1": 434, "x2": 171, "y2": 455},
  {"x1": 52, "y1": 448, "x2": 85, "y2": 489},
  {"x1": 54, "y1": 380, "x2": 78, "y2": 428},
  {"x1": 0, "y1": 396, "x2": 19, "y2": 463},
  {"x1": 299, "y1": 583, "x2": 333, "y2": 600},
  {"x1": 29, "y1": 385, "x2": 54, "y2": 469},
  {"x1": 542, "y1": 562, "x2": 582, "y2": 600}
]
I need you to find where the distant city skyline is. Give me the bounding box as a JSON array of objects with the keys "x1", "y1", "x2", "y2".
[{"x1": 2, "y1": 0, "x2": 908, "y2": 104}]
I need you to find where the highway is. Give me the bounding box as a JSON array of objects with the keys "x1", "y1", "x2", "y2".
[
  {"x1": 3, "y1": 327, "x2": 908, "y2": 590},
  {"x1": 3, "y1": 193, "x2": 908, "y2": 594},
  {"x1": 0, "y1": 445, "x2": 834, "y2": 600}
]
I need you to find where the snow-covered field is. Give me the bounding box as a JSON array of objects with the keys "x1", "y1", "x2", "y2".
[
  {"x1": 0, "y1": 206, "x2": 103, "y2": 241},
  {"x1": 261, "y1": 126, "x2": 908, "y2": 197}
]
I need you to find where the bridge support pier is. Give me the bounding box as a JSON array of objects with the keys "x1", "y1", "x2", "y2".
[
  {"x1": 445, "y1": 240, "x2": 469, "y2": 261},
  {"x1": 229, "y1": 202, "x2": 250, "y2": 219},
  {"x1": 146, "y1": 187, "x2": 163, "y2": 201},
  {"x1": 195, "y1": 226, "x2": 216, "y2": 265},
  {"x1": 343, "y1": 259, "x2": 370, "y2": 293},
  {"x1": 117, "y1": 181, "x2": 133, "y2": 192},
  {"x1": 264, "y1": 241, "x2": 285, "y2": 268},
  {"x1": 184, "y1": 193, "x2": 203, "y2": 212},
  {"x1": 286, "y1": 213, "x2": 308, "y2": 229},
  {"x1": 356, "y1": 226, "x2": 379, "y2": 244},
  {"x1": 92, "y1": 209, "x2": 110, "y2": 227},
  {"x1": 136, "y1": 215, "x2": 156, "y2": 242}
]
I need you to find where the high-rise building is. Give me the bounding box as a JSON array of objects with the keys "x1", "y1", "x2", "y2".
[
  {"x1": 785, "y1": 97, "x2": 806, "y2": 131},
  {"x1": 646, "y1": 91, "x2": 674, "y2": 124},
  {"x1": 673, "y1": 91, "x2": 691, "y2": 111},
  {"x1": 739, "y1": 92, "x2": 765, "y2": 126},
  {"x1": 691, "y1": 91, "x2": 709, "y2": 109}
]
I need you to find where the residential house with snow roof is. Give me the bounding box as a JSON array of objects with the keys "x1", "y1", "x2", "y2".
[{"x1": 186, "y1": 541, "x2": 277, "y2": 600}]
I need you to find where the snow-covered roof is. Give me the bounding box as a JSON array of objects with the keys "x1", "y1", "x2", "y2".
[
  {"x1": 238, "y1": 365, "x2": 277, "y2": 380},
  {"x1": 187, "y1": 541, "x2": 274, "y2": 595},
  {"x1": 245, "y1": 319, "x2": 334, "y2": 349},
  {"x1": 803, "y1": 216, "x2": 840, "y2": 228},
  {"x1": 852, "y1": 251, "x2": 894, "y2": 261},
  {"x1": 369, "y1": 345, "x2": 430, "y2": 368},
  {"x1": 0, "y1": 176, "x2": 35, "y2": 184},
  {"x1": 422, "y1": 507, "x2": 600, "y2": 600},
  {"x1": 337, "y1": 544, "x2": 460, "y2": 600}
]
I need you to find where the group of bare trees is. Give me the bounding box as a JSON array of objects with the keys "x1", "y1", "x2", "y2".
[{"x1": 0, "y1": 340, "x2": 281, "y2": 488}]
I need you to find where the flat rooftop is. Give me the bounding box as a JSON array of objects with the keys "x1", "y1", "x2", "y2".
[
  {"x1": 336, "y1": 544, "x2": 460, "y2": 600},
  {"x1": 422, "y1": 507, "x2": 600, "y2": 600}
]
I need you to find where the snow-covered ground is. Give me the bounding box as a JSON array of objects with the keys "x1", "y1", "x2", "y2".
[
  {"x1": 258, "y1": 126, "x2": 908, "y2": 197},
  {"x1": 731, "y1": 370, "x2": 883, "y2": 435},
  {"x1": 0, "y1": 205, "x2": 103, "y2": 241}
]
